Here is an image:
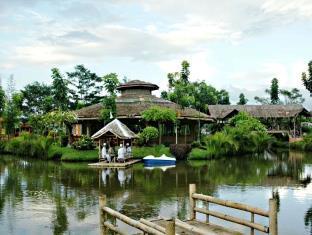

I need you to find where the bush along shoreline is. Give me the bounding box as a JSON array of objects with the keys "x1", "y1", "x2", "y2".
[{"x1": 189, "y1": 112, "x2": 273, "y2": 160}]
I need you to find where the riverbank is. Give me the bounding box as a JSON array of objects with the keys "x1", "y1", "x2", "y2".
[{"x1": 48, "y1": 145, "x2": 170, "y2": 162}]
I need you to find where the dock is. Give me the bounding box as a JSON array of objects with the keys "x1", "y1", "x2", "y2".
[
  {"x1": 88, "y1": 159, "x2": 141, "y2": 168},
  {"x1": 99, "y1": 184, "x2": 278, "y2": 235},
  {"x1": 151, "y1": 218, "x2": 242, "y2": 235}
]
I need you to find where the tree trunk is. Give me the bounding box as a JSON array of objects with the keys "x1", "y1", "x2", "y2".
[{"x1": 158, "y1": 122, "x2": 162, "y2": 145}]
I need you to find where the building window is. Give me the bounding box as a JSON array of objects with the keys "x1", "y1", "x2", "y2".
[{"x1": 72, "y1": 124, "x2": 82, "y2": 136}]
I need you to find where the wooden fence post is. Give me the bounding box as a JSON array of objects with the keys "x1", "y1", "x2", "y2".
[
  {"x1": 250, "y1": 212, "x2": 254, "y2": 235},
  {"x1": 206, "y1": 202, "x2": 209, "y2": 223},
  {"x1": 189, "y1": 184, "x2": 196, "y2": 220},
  {"x1": 165, "y1": 219, "x2": 175, "y2": 235},
  {"x1": 269, "y1": 198, "x2": 277, "y2": 235},
  {"x1": 99, "y1": 195, "x2": 107, "y2": 235}
]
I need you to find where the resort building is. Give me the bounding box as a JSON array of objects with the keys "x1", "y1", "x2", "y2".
[
  {"x1": 73, "y1": 80, "x2": 213, "y2": 144},
  {"x1": 208, "y1": 104, "x2": 311, "y2": 137}
]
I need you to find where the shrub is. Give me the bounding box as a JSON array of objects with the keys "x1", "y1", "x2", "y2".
[
  {"x1": 5, "y1": 132, "x2": 54, "y2": 159},
  {"x1": 72, "y1": 135, "x2": 95, "y2": 150},
  {"x1": 0, "y1": 140, "x2": 8, "y2": 153},
  {"x1": 189, "y1": 148, "x2": 213, "y2": 160},
  {"x1": 132, "y1": 145, "x2": 170, "y2": 158},
  {"x1": 138, "y1": 126, "x2": 159, "y2": 146},
  {"x1": 191, "y1": 141, "x2": 201, "y2": 148},
  {"x1": 169, "y1": 144, "x2": 192, "y2": 160}
]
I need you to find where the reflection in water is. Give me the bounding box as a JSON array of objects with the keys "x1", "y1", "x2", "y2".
[
  {"x1": 0, "y1": 150, "x2": 311, "y2": 234},
  {"x1": 305, "y1": 206, "x2": 312, "y2": 235},
  {"x1": 52, "y1": 197, "x2": 68, "y2": 235}
]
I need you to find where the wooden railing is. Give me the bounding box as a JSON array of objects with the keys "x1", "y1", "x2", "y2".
[
  {"x1": 189, "y1": 184, "x2": 278, "y2": 235},
  {"x1": 99, "y1": 195, "x2": 175, "y2": 235}
]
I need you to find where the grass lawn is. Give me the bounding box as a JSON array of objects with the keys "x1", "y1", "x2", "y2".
[
  {"x1": 48, "y1": 145, "x2": 98, "y2": 162},
  {"x1": 132, "y1": 145, "x2": 170, "y2": 158},
  {"x1": 48, "y1": 145, "x2": 170, "y2": 162}
]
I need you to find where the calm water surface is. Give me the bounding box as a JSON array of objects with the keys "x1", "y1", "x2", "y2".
[{"x1": 0, "y1": 151, "x2": 311, "y2": 235}]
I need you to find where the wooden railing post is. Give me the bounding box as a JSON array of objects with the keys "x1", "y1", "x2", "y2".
[
  {"x1": 99, "y1": 195, "x2": 107, "y2": 235},
  {"x1": 189, "y1": 184, "x2": 196, "y2": 220},
  {"x1": 269, "y1": 198, "x2": 277, "y2": 235},
  {"x1": 165, "y1": 219, "x2": 175, "y2": 235},
  {"x1": 250, "y1": 212, "x2": 254, "y2": 235},
  {"x1": 206, "y1": 202, "x2": 209, "y2": 223}
]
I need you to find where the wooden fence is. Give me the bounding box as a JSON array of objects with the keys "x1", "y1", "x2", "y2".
[
  {"x1": 189, "y1": 184, "x2": 278, "y2": 235},
  {"x1": 99, "y1": 195, "x2": 175, "y2": 235}
]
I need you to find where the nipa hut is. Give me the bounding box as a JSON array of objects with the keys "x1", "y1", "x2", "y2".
[
  {"x1": 73, "y1": 80, "x2": 213, "y2": 144},
  {"x1": 208, "y1": 104, "x2": 311, "y2": 136}
]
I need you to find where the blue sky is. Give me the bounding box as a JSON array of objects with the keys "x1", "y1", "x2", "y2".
[{"x1": 0, "y1": 0, "x2": 311, "y2": 108}]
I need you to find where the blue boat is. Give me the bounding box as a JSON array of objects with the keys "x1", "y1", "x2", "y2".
[{"x1": 143, "y1": 154, "x2": 176, "y2": 166}]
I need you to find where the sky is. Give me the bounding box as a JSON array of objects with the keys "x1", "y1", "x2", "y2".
[{"x1": 0, "y1": 0, "x2": 311, "y2": 108}]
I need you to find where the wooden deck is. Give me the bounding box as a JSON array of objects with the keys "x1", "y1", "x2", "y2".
[
  {"x1": 88, "y1": 159, "x2": 141, "y2": 168},
  {"x1": 152, "y1": 218, "x2": 242, "y2": 235}
]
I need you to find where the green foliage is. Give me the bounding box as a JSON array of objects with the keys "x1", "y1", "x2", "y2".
[
  {"x1": 191, "y1": 112, "x2": 271, "y2": 159},
  {"x1": 228, "y1": 112, "x2": 267, "y2": 133},
  {"x1": 21, "y1": 81, "x2": 53, "y2": 116},
  {"x1": 67, "y1": 64, "x2": 103, "y2": 108},
  {"x1": 269, "y1": 78, "x2": 280, "y2": 104},
  {"x1": 48, "y1": 146, "x2": 98, "y2": 161},
  {"x1": 132, "y1": 145, "x2": 170, "y2": 158},
  {"x1": 5, "y1": 132, "x2": 54, "y2": 159},
  {"x1": 217, "y1": 89, "x2": 230, "y2": 104},
  {"x1": 101, "y1": 96, "x2": 116, "y2": 122},
  {"x1": 0, "y1": 86, "x2": 5, "y2": 116},
  {"x1": 290, "y1": 134, "x2": 312, "y2": 151},
  {"x1": 51, "y1": 68, "x2": 70, "y2": 110},
  {"x1": 165, "y1": 61, "x2": 231, "y2": 110},
  {"x1": 72, "y1": 135, "x2": 95, "y2": 150},
  {"x1": 142, "y1": 106, "x2": 177, "y2": 123},
  {"x1": 103, "y1": 73, "x2": 119, "y2": 95},
  {"x1": 302, "y1": 61, "x2": 312, "y2": 97},
  {"x1": 138, "y1": 126, "x2": 159, "y2": 145},
  {"x1": 3, "y1": 93, "x2": 21, "y2": 136},
  {"x1": 237, "y1": 93, "x2": 248, "y2": 105},
  {"x1": 169, "y1": 144, "x2": 192, "y2": 160},
  {"x1": 142, "y1": 106, "x2": 177, "y2": 144},
  {"x1": 101, "y1": 73, "x2": 119, "y2": 122},
  {"x1": 280, "y1": 88, "x2": 305, "y2": 104},
  {"x1": 189, "y1": 148, "x2": 213, "y2": 160}
]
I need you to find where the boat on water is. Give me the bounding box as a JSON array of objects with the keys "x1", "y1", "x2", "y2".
[
  {"x1": 143, "y1": 154, "x2": 176, "y2": 166},
  {"x1": 144, "y1": 165, "x2": 175, "y2": 171}
]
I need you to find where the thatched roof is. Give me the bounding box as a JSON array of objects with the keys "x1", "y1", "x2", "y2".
[
  {"x1": 117, "y1": 80, "x2": 159, "y2": 91},
  {"x1": 208, "y1": 104, "x2": 310, "y2": 119},
  {"x1": 75, "y1": 96, "x2": 213, "y2": 121},
  {"x1": 91, "y1": 119, "x2": 137, "y2": 140}
]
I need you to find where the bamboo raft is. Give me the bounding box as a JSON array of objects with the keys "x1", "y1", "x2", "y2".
[
  {"x1": 99, "y1": 184, "x2": 278, "y2": 235},
  {"x1": 88, "y1": 159, "x2": 141, "y2": 168}
]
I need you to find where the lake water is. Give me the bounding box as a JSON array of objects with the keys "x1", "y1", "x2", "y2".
[{"x1": 0, "y1": 151, "x2": 311, "y2": 235}]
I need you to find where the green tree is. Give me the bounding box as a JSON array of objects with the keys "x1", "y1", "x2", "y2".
[
  {"x1": 142, "y1": 106, "x2": 177, "y2": 144},
  {"x1": 302, "y1": 61, "x2": 312, "y2": 97},
  {"x1": 266, "y1": 78, "x2": 280, "y2": 104},
  {"x1": 3, "y1": 76, "x2": 20, "y2": 137},
  {"x1": 67, "y1": 65, "x2": 103, "y2": 108},
  {"x1": 51, "y1": 68, "x2": 69, "y2": 110},
  {"x1": 217, "y1": 89, "x2": 230, "y2": 104},
  {"x1": 254, "y1": 96, "x2": 270, "y2": 104},
  {"x1": 280, "y1": 88, "x2": 305, "y2": 104},
  {"x1": 254, "y1": 78, "x2": 280, "y2": 104},
  {"x1": 42, "y1": 110, "x2": 77, "y2": 145},
  {"x1": 180, "y1": 60, "x2": 190, "y2": 84},
  {"x1": 0, "y1": 86, "x2": 5, "y2": 116},
  {"x1": 101, "y1": 73, "x2": 120, "y2": 122},
  {"x1": 21, "y1": 82, "x2": 53, "y2": 116},
  {"x1": 237, "y1": 93, "x2": 248, "y2": 105}
]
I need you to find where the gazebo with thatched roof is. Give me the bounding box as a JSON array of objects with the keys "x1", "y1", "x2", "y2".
[{"x1": 92, "y1": 119, "x2": 137, "y2": 142}]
